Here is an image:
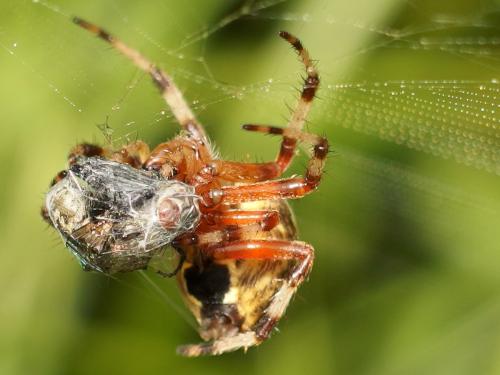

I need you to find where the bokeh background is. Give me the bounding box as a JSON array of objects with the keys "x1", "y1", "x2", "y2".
[{"x1": 1, "y1": 0, "x2": 499, "y2": 374}]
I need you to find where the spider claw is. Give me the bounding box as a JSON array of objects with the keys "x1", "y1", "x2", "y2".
[{"x1": 279, "y1": 30, "x2": 303, "y2": 51}]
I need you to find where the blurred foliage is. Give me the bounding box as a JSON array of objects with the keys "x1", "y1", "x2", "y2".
[{"x1": 0, "y1": 0, "x2": 499, "y2": 374}]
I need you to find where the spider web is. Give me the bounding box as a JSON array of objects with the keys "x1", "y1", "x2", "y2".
[
  {"x1": 1, "y1": 0, "x2": 500, "y2": 373},
  {"x1": 2, "y1": 0, "x2": 498, "y2": 172}
]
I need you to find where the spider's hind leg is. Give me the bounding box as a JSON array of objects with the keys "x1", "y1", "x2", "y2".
[
  {"x1": 206, "y1": 240, "x2": 314, "y2": 342},
  {"x1": 176, "y1": 239, "x2": 313, "y2": 357}
]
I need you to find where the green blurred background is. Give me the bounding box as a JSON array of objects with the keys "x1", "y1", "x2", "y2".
[{"x1": 1, "y1": 0, "x2": 500, "y2": 374}]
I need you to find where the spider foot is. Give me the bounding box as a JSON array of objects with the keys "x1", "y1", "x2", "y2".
[{"x1": 176, "y1": 332, "x2": 259, "y2": 357}]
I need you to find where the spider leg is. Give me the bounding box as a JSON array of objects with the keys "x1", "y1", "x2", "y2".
[
  {"x1": 234, "y1": 32, "x2": 320, "y2": 175},
  {"x1": 205, "y1": 239, "x2": 314, "y2": 339},
  {"x1": 209, "y1": 124, "x2": 323, "y2": 183},
  {"x1": 279, "y1": 31, "x2": 319, "y2": 130},
  {"x1": 201, "y1": 131, "x2": 328, "y2": 206},
  {"x1": 202, "y1": 210, "x2": 280, "y2": 228},
  {"x1": 73, "y1": 17, "x2": 208, "y2": 142},
  {"x1": 194, "y1": 31, "x2": 319, "y2": 183},
  {"x1": 144, "y1": 137, "x2": 215, "y2": 181},
  {"x1": 110, "y1": 141, "x2": 151, "y2": 167},
  {"x1": 177, "y1": 239, "x2": 314, "y2": 357},
  {"x1": 275, "y1": 31, "x2": 319, "y2": 170},
  {"x1": 174, "y1": 211, "x2": 279, "y2": 247},
  {"x1": 67, "y1": 141, "x2": 150, "y2": 168},
  {"x1": 203, "y1": 240, "x2": 313, "y2": 285},
  {"x1": 177, "y1": 331, "x2": 258, "y2": 357},
  {"x1": 207, "y1": 160, "x2": 281, "y2": 183}
]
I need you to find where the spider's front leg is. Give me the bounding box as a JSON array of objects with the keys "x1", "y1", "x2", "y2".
[
  {"x1": 209, "y1": 123, "x2": 325, "y2": 184},
  {"x1": 198, "y1": 31, "x2": 320, "y2": 184},
  {"x1": 177, "y1": 239, "x2": 314, "y2": 357},
  {"x1": 201, "y1": 129, "x2": 329, "y2": 206},
  {"x1": 73, "y1": 17, "x2": 208, "y2": 143}
]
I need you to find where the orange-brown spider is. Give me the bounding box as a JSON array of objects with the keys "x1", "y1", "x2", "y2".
[{"x1": 42, "y1": 17, "x2": 328, "y2": 356}]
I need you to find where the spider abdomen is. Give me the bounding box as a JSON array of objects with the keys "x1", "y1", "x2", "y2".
[{"x1": 177, "y1": 200, "x2": 299, "y2": 342}]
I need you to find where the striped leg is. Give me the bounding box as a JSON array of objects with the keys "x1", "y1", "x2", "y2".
[
  {"x1": 73, "y1": 17, "x2": 208, "y2": 142},
  {"x1": 112, "y1": 140, "x2": 151, "y2": 167},
  {"x1": 279, "y1": 31, "x2": 319, "y2": 106},
  {"x1": 173, "y1": 211, "x2": 280, "y2": 247},
  {"x1": 177, "y1": 332, "x2": 259, "y2": 357},
  {"x1": 202, "y1": 131, "x2": 329, "y2": 206},
  {"x1": 204, "y1": 240, "x2": 314, "y2": 286},
  {"x1": 204, "y1": 124, "x2": 328, "y2": 182},
  {"x1": 275, "y1": 31, "x2": 320, "y2": 170},
  {"x1": 200, "y1": 31, "x2": 320, "y2": 183},
  {"x1": 244, "y1": 31, "x2": 321, "y2": 175},
  {"x1": 206, "y1": 240, "x2": 314, "y2": 341}
]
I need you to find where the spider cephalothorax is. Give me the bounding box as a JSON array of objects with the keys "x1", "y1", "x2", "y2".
[{"x1": 43, "y1": 17, "x2": 328, "y2": 356}]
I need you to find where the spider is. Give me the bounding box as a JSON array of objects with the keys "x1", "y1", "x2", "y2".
[{"x1": 42, "y1": 17, "x2": 328, "y2": 356}]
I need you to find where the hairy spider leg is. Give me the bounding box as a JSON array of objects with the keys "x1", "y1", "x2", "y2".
[
  {"x1": 205, "y1": 240, "x2": 313, "y2": 286},
  {"x1": 202, "y1": 127, "x2": 328, "y2": 206},
  {"x1": 198, "y1": 31, "x2": 320, "y2": 183},
  {"x1": 177, "y1": 239, "x2": 314, "y2": 356},
  {"x1": 275, "y1": 31, "x2": 320, "y2": 170},
  {"x1": 72, "y1": 17, "x2": 208, "y2": 143},
  {"x1": 177, "y1": 332, "x2": 258, "y2": 357},
  {"x1": 174, "y1": 211, "x2": 280, "y2": 247},
  {"x1": 71, "y1": 21, "x2": 319, "y2": 186}
]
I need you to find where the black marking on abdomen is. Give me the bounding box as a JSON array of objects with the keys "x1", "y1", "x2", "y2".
[{"x1": 184, "y1": 262, "x2": 230, "y2": 304}]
